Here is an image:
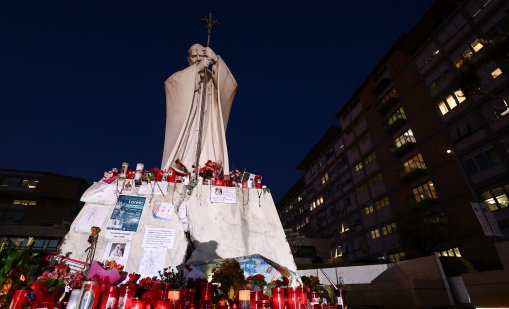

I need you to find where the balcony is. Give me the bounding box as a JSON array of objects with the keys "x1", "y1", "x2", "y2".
[
  {"x1": 399, "y1": 163, "x2": 427, "y2": 181},
  {"x1": 390, "y1": 138, "x2": 416, "y2": 156},
  {"x1": 407, "y1": 193, "x2": 438, "y2": 206},
  {"x1": 383, "y1": 115, "x2": 406, "y2": 133},
  {"x1": 376, "y1": 95, "x2": 399, "y2": 112},
  {"x1": 373, "y1": 76, "x2": 392, "y2": 94}
]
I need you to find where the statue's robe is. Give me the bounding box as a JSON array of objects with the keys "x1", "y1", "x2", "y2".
[{"x1": 162, "y1": 57, "x2": 237, "y2": 174}]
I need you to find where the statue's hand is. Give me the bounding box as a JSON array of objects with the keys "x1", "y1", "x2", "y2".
[
  {"x1": 196, "y1": 57, "x2": 211, "y2": 72},
  {"x1": 203, "y1": 47, "x2": 218, "y2": 64}
]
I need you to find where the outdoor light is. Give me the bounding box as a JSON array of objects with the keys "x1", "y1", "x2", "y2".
[{"x1": 446, "y1": 149, "x2": 453, "y2": 154}]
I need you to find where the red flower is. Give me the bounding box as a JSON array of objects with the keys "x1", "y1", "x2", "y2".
[{"x1": 255, "y1": 274, "x2": 265, "y2": 282}]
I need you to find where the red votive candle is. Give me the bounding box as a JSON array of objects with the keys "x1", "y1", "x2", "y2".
[
  {"x1": 250, "y1": 291, "x2": 263, "y2": 309},
  {"x1": 10, "y1": 289, "x2": 29, "y2": 309},
  {"x1": 131, "y1": 299, "x2": 145, "y2": 309},
  {"x1": 287, "y1": 287, "x2": 302, "y2": 309},
  {"x1": 271, "y1": 288, "x2": 285, "y2": 309}
]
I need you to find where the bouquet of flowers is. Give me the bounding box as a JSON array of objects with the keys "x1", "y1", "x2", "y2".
[
  {"x1": 199, "y1": 160, "x2": 223, "y2": 180},
  {"x1": 211, "y1": 259, "x2": 246, "y2": 305},
  {"x1": 301, "y1": 275, "x2": 320, "y2": 291},
  {"x1": 273, "y1": 276, "x2": 290, "y2": 288},
  {"x1": 30, "y1": 262, "x2": 70, "y2": 302},
  {"x1": 229, "y1": 169, "x2": 242, "y2": 183},
  {"x1": 147, "y1": 168, "x2": 165, "y2": 182},
  {"x1": 158, "y1": 267, "x2": 185, "y2": 288},
  {"x1": 132, "y1": 274, "x2": 163, "y2": 306},
  {"x1": 246, "y1": 274, "x2": 267, "y2": 292}
]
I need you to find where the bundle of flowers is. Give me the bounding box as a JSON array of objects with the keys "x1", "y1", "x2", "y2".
[
  {"x1": 246, "y1": 274, "x2": 267, "y2": 291},
  {"x1": 199, "y1": 160, "x2": 223, "y2": 180}
]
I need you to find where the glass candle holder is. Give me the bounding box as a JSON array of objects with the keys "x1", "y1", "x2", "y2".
[
  {"x1": 131, "y1": 298, "x2": 146, "y2": 309},
  {"x1": 300, "y1": 288, "x2": 309, "y2": 306},
  {"x1": 238, "y1": 289, "x2": 250, "y2": 309},
  {"x1": 155, "y1": 300, "x2": 170, "y2": 309},
  {"x1": 168, "y1": 290, "x2": 181, "y2": 309},
  {"x1": 200, "y1": 283, "x2": 213, "y2": 302},
  {"x1": 183, "y1": 288, "x2": 196, "y2": 309},
  {"x1": 10, "y1": 290, "x2": 28, "y2": 309},
  {"x1": 271, "y1": 288, "x2": 285, "y2": 309},
  {"x1": 287, "y1": 287, "x2": 302, "y2": 309},
  {"x1": 250, "y1": 291, "x2": 263, "y2": 309}
]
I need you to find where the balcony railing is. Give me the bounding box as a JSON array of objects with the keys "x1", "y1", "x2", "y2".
[
  {"x1": 376, "y1": 95, "x2": 399, "y2": 112},
  {"x1": 399, "y1": 162, "x2": 427, "y2": 180},
  {"x1": 384, "y1": 115, "x2": 407, "y2": 133},
  {"x1": 374, "y1": 76, "x2": 392, "y2": 94},
  {"x1": 390, "y1": 138, "x2": 416, "y2": 155},
  {"x1": 407, "y1": 192, "x2": 438, "y2": 206}
]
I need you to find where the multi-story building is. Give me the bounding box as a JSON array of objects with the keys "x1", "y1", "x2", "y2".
[
  {"x1": 0, "y1": 168, "x2": 88, "y2": 253},
  {"x1": 277, "y1": 0, "x2": 509, "y2": 266}
]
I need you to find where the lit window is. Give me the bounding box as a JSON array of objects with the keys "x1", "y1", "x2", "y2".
[
  {"x1": 411, "y1": 180, "x2": 438, "y2": 202},
  {"x1": 446, "y1": 95, "x2": 458, "y2": 110},
  {"x1": 439, "y1": 102, "x2": 449, "y2": 115},
  {"x1": 394, "y1": 129, "x2": 416, "y2": 148},
  {"x1": 471, "y1": 38, "x2": 484, "y2": 52},
  {"x1": 389, "y1": 251, "x2": 406, "y2": 262},
  {"x1": 381, "y1": 223, "x2": 397, "y2": 236},
  {"x1": 22, "y1": 179, "x2": 39, "y2": 189},
  {"x1": 437, "y1": 89, "x2": 467, "y2": 115},
  {"x1": 321, "y1": 173, "x2": 329, "y2": 184},
  {"x1": 364, "y1": 205, "x2": 374, "y2": 215},
  {"x1": 482, "y1": 186, "x2": 509, "y2": 211},
  {"x1": 370, "y1": 229, "x2": 381, "y2": 239},
  {"x1": 374, "y1": 197, "x2": 390, "y2": 209},
  {"x1": 462, "y1": 48, "x2": 473, "y2": 59},
  {"x1": 454, "y1": 90, "x2": 466, "y2": 103},
  {"x1": 402, "y1": 153, "x2": 427, "y2": 174},
  {"x1": 13, "y1": 200, "x2": 21, "y2": 205},
  {"x1": 355, "y1": 163, "x2": 363, "y2": 172},
  {"x1": 491, "y1": 68, "x2": 503, "y2": 79}
]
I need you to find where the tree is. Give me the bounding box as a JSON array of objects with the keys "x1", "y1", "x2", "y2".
[{"x1": 395, "y1": 204, "x2": 454, "y2": 257}]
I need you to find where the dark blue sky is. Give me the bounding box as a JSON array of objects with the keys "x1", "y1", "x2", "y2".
[{"x1": 1, "y1": 0, "x2": 434, "y2": 201}]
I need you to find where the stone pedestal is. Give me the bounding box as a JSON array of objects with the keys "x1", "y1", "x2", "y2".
[{"x1": 59, "y1": 182, "x2": 296, "y2": 274}]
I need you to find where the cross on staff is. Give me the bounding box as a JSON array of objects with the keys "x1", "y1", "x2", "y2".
[{"x1": 201, "y1": 12, "x2": 219, "y2": 47}]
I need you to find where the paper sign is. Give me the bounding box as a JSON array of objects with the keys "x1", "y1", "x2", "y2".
[
  {"x1": 105, "y1": 230, "x2": 134, "y2": 240},
  {"x1": 138, "y1": 248, "x2": 166, "y2": 278},
  {"x1": 142, "y1": 227, "x2": 176, "y2": 249},
  {"x1": 152, "y1": 201, "x2": 174, "y2": 220},
  {"x1": 138, "y1": 182, "x2": 168, "y2": 195},
  {"x1": 106, "y1": 195, "x2": 145, "y2": 232},
  {"x1": 210, "y1": 186, "x2": 237, "y2": 204},
  {"x1": 75, "y1": 203, "x2": 110, "y2": 233}
]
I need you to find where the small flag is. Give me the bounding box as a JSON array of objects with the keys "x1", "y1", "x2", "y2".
[{"x1": 242, "y1": 172, "x2": 256, "y2": 181}]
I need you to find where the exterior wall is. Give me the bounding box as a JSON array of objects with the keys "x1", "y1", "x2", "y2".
[
  {"x1": 0, "y1": 169, "x2": 88, "y2": 253},
  {"x1": 278, "y1": 0, "x2": 509, "y2": 265},
  {"x1": 299, "y1": 256, "x2": 454, "y2": 308}
]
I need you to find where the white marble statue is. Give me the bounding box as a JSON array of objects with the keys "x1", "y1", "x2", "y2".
[{"x1": 161, "y1": 44, "x2": 237, "y2": 175}]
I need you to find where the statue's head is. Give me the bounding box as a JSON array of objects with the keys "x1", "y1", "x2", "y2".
[{"x1": 188, "y1": 43, "x2": 205, "y2": 65}]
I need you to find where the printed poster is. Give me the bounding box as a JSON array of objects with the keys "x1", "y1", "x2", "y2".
[{"x1": 107, "y1": 195, "x2": 146, "y2": 232}]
